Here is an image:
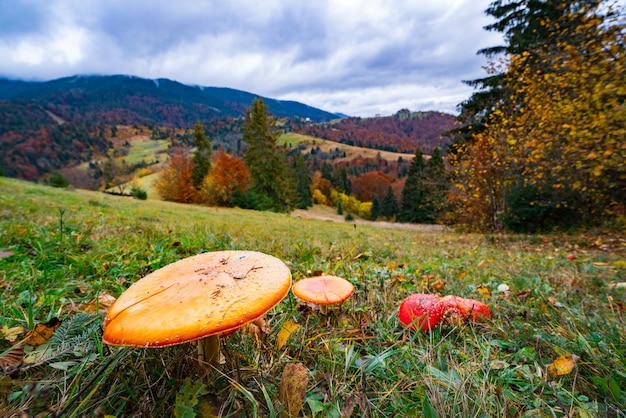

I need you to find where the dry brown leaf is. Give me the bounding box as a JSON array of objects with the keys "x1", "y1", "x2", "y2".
[
  {"x1": 547, "y1": 354, "x2": 579, "y2": 377},
  {"x1": 241, "y1": 317, "x2": 269, "y2": 343},
  {"x1": 516, "y1": 289, "x2": 533, "y2": 299},
  {"x1": 0, "y1": 344, "x2": 24, "y2": 369},
  {"x1": 394, "y1": 274, "x2": 407, "y2": 283},
  {"x1": 82, "y1": 292, "x2": 117, "y2": 314},
  {"x1": 279, "y1": 362, "x2": 309, "y2": 417},
  {"x1": 478, "y1": 259, "x2": 489, "y2": 268},
  {"x1": 22, "y1": 317, "x2": 61, "y2": 347},
  {"x1": 430, "y1": 278, "x2": 446, "y2": 291}
]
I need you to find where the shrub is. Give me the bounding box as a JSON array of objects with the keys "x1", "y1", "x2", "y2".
[{"x1": 49, "y1": 172, "x2": 70, "y2": 188}]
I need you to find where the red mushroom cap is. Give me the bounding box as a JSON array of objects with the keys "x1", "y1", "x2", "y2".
[
  {"x1": 439, "y1": 295, "x2": 490, "y2": 321},
  {"x1": 398, "y1": 294, "x2": 445, "y2": 332}
]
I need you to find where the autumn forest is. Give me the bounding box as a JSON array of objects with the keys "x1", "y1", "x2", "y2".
[{"x1": 1, "y1": 0, "x2": 624, "y2": 233}]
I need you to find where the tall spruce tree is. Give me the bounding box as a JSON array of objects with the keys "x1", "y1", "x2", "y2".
[
  {"x1": 290, "y1": 153, "x2": 312, "y2": 209},
  {"x1": 243, "y1": 98, "x2": 289, "y2": 211},
  {"x1": 399, "y1": 148, "x2": 433, "y2": 223},
  {"x1": 381, "y1": 185, "x2": 399, "y2": 220},
  {"x1": 191, "y1": 121, "x2": 212, "y2": 190}
]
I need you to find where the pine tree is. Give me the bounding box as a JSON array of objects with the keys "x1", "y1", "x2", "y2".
[
  {"x1": 242, "y1": 98, "x2": 289, "y2": 211},
  {"x1": 399, "y1": 148, "x2": 433, "y2": 223},
  {"x1": 290, "y1": 153, "x2": 312, "y2": 209},
  {"x1": 381, "y1": 185, "x2": 399, "y2": 220},
  {"x1": 371, "y1": 196, "x2": 381, "y2": 220},
  {"x1": 191, "y1": 122, "x2": 212, "y2": 190}
]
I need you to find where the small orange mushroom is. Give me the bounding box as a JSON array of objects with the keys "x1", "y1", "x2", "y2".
[
  {"x1": 103, "y1": 250, "x2": 291, "y2": 364},
  {"x1": 291, "y1": 275, "x2": 354, "y2": 314}
]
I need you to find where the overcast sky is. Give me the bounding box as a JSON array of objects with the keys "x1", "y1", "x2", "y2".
[{"x1": 0, "y1": 1, "x2": 506, "y2": 117}]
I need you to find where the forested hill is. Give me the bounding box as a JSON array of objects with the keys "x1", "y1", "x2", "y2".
[
  {"x1": 296, "y1": 109, "x2": 457, "y2": 154},
  {"x1": 0, "y1": 75, "x2": 338, "y2": 126}
]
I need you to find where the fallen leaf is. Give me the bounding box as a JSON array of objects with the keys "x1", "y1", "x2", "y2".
[
  {"x1": 1, "y1": 325, "x2": 25, "y2": 343},
  {"x1": 279, "y1": 362, "x2": 308, "y2": 418},
  {"x1": 547, "y1": 296, "x2": 564, "y2": 308},
  {"x1": 82, "y1": 292, "x2": 117, "y2": 314},
  {"x1": 490, "y1": 359, "x2": 510, "y2": 370},
  {"x1": 430, "y1": 279, "x2": 446, "y2": 291},
  {"x1": 277, "y1": 321, "x2": 300, "y2": 349},
  {"x1": 477, "y1": 284, "x2": 492, "y2": 298},
  {"x1": 478, "y1": 259, "x2": 489, "y2": 268},
  {"x1": 457, "y1": 271, "x2": 467, "y2": 279},
  {"x1": 394, "y1": 274, "x2": 408, "y2": 283},
  {"x1": 516, "y1": 289, "x2": 533, "y2": 299},
  {"x1": 547, "y1": 354, "x2": 579, "y2": 377},
  {"x1": 0, "y1": 345, "x2": 24, "y2": 369},
  {"x1": 241, "y1": 317, "x2": 269, "y2": 343},
  {"x1": 22, "y1": 317, "x2": 61, "y2": 347}
]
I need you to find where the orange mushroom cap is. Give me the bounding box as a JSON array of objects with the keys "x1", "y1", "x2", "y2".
[
  {"x1": 291, "y1": 276, "x2": 354, "y2": 305},
  {"x1": 103, "y1": 250, "x2": 291, "y2": 348}
]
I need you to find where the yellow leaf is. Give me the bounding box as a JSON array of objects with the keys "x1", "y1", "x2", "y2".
[
  {"x1": 1, "y1": 325, "x2": 25, "y2": 343},
  {"x1": 457, "y1": 271, "x2": 467, "y2": 280},
  {"x1": 477, "y1": 284, "x2": 492, "y2": 298},
  {"x1": 276, "y1": 321, "x2": 300, "y2": 349},
  {"x1": 547, "y1": 354, "x2": 579, "y2": 377},
  {"x1": 22, "y1": 318, "x2": 61, "y2": 347}
]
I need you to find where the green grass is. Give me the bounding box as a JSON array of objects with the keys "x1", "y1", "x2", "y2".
[
  {"x1": 0, "y1": 177, "x2": 624, "y2": 417},
  {"x1": 121, "y1": 138, "x2": 169, "y2": 165}
]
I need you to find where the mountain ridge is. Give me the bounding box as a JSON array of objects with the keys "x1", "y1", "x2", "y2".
[{"x1": 0, "y1": 74, "x2": 340, "y2": 125}]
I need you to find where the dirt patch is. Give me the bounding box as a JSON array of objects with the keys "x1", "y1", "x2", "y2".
[{"x1": 291, "y1": 209, "x2": 448, "y2": 232}]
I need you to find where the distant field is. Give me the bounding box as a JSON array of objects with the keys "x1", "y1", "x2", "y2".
[
  {"x1": 280, "y1": 132, "x2": 416, "y2": 161},
  {"x1": 121, "y1": 136, "x2": 169, "y2": 165}
]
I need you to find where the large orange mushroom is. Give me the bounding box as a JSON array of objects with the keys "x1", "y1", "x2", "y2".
[
  {"x1": 291, "y1": 275, "x2": 354, "y2": 314},
  {"x1": 103, "y1": 250, "x2": 291, "y2": 364}
]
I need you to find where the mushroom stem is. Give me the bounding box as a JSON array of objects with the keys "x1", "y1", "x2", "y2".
[
  {"x1": 319, "y1": 304, "x2": 328, "y2": 315},
  {"x1": 197, "y1": 335, "x2": 220, "y2": 365}
]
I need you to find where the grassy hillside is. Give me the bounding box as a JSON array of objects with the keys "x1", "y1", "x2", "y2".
[{"x1": 0, "y1": 178, "x2": 624, "y2": 416}]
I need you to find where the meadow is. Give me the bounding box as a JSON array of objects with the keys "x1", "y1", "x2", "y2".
[{"x1": 0, "y1": 177, "x2": 624, "y2": 417}]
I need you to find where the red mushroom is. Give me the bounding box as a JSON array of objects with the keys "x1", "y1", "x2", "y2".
[
  {"x1": 398, "y1": 294, "x2": 445, "y2": 332},
  {"x1": 439, "y1": 295, "x2": 491, "y2": 323}
]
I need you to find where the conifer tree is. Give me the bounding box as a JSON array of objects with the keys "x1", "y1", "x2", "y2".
[
  {"x1": 399, "y1": 148, "x2": 433, "y2": 223},
  {"x1": 371, "y1": 196, "x2": 381, "y2": 220},
  {"x1": 290, "y1": 153, "x2": 312, "y2": 209},
  {"x1": 191, "y1": 121, "x2": 212, "y2": 190},
  {"x1": 243, "y1": 98, "x2": 289, "y2": 211},
  {"x1": 381, "y1": 185, "x2": 399, "y2": 219}
]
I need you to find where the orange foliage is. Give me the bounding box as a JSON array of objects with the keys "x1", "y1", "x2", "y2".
[
  {"x1": 201, "y1": 151, "x2": 249, "y2": 207},
  {"x1": 154, "y1": 149, "x2": 199, "y2": 203},
  {"x1": 351, "y1": 171, "x2": 392, "y2": 202}
]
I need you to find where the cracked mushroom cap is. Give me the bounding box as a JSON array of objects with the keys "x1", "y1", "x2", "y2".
[
  {"x1": 398, "y1": 294, "x2": 445, "y2": 332},
  {"x1": 291, "y1": 276, "x2": 354, "y2": 305},
  {"x1": 103, "y1": 250, "x2": 291, "y2": 348}
]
